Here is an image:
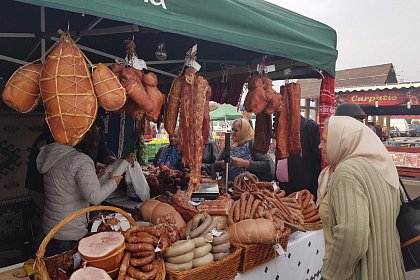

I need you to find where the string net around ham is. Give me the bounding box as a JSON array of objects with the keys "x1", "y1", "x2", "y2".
[{"x1": 40, "y1": 33, "x2": 97, "y2": 146}]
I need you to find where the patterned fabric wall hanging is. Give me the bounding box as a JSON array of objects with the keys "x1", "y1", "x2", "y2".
[
  {"x1": 0, "y1": 112, "x2": 45, "y2": 202},
  {"x1": 0, "y1": 197, "x2": 34, "y2": 250}
]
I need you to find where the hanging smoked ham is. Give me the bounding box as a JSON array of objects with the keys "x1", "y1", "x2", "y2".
[
  {"x1": 2, "y1": 63, "x2": 42, "y2": 113},
  {"x1": 287, "y1": 83, "x2": 302, "y2": 155},
  {"x1": 276, "y1": 86, "x2": 289, "y2": 159},
  {"x1": 178, "y1": 67, "x2": 211, "y2": 196},
  {"x1": 143, "y1": 72, "x2": 165, "y2": 122},
  {"x1": 262, "y1": 77, "x2": 282, "y2": 114},
  {"x1": 253, "y1": 112, "x2": 272, "y2": 154},
  {"x1": 164, "y1": 75, "x2": 183, "y2": 135},
  {"x1": 93, "y1": 63, "x2": 126, "y2": 111},
  {"x1": 40, "y1": 32, "x2": 97, "y2": 146}
]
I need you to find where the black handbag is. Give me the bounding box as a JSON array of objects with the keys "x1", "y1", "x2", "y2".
[{"x1": 396, "y1": 178, "x2": 420, "y2": 271}]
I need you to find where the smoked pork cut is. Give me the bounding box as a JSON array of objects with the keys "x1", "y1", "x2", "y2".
[
  {"x1": 2, "y1": 63, "x2": 42, "y2": 113},
  {"x1": 40, "y1": 33, "x2": 97, "y2": 146},
  {"x1": 120, "y1": 68, "x2": 152, "y2": 114},
  {"x1": 164, "y1": 75, "x2": 183, "y2": 135},
  {"x1": 178, "y1": 67, "x2": 212, "y2": 196},
  {"x1": 244, "y1": 77, "x2": 271, "y2": 114},
  {"x1": 78, "y1": 231, "x2": 125, "y2": 273},
  {"x1": 287, "y1": 83, "x2": 302, "y2": 155},
  {"x1": 70, "y1": 267, "x2": 111, "y2": 280},
  {"x1": 276, "y1": 86, "x2": 289, "y2": 159},
  {"x1": 253, "y1": 113, "x2": 272, "y2": 154},
  {"x1": 225, "y1": 218, "x2": 277, "y2": 244},
  {"x1": 93, "y1": 63, "x2": 126, "y2": 111}
]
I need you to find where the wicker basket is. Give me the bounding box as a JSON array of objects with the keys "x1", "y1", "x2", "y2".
[
  {"x1": 302, "y1": 221, "x2": 323, "y2": 231},
  {"x1": 34, "y1": 205, "x2": 138, "y2": 280},
  {"x1": 234, "y1": 228, "x2": 291, "y2": 273},
  {"x1": 166, "y1": 245, "x2": 242, "y2": 280}
]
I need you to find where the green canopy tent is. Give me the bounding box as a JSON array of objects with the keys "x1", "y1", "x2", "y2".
[
  {"x1": 8, "y1": 0, "x2": 338, "y2": 80},
  {"x1": 210, "y1": 104, "x2": 243, "y2": 121}
]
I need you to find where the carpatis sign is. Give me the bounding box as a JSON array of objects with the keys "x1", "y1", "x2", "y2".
[
  {"x1": 336, "y1": 89, "x2": 420, "y2": 106},
  {"x1": 144, "y1": 0, "x2": 167, "y2": 10}
]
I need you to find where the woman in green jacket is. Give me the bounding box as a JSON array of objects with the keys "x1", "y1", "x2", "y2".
[{"x1": 318, "y1": 116, "x2": 405, "y2": 280}]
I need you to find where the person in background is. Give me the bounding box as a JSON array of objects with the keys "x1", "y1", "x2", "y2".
[
  {"x1": 241, "y1": 110, "x2": 253, "y2": 128},
  {"x1": 318, "y1": 116, "x2": 405, "y2": 280},
  {"x1": 92, "y1": 114, "x2": 117, "y2": 166},
  {"x1": 25, "y1": 124, "x2": 54, "y2": 251},
  {"x1": 213, "y1": 118, "x2": 274, "y2": 182},
  {"x1": 202, "y1": 136, "x2": 219, "y2": 165},
  {"x1": 335, "y1": 102, "x2": 366, "y2": 122},
  {"x1": 285, "y1": 115, "x2": 321, "y2": 198},
  {"x1": 335, "y1": 103, "x2": 385, "y2": 141},
  {"x1": 26, "y1": 116, "x2": 116, "y2": 252},
  {"x1": 144, "y1": 123, "x2": 157, "y2": 142},
  {"x1": 154, "y1": 129, "x2": 182, "y2": 170},
  {"x1": 201, "y1": 135, "x2": 220, "y2": 175},
  {"x1": 37, "y1": 124, "x2": 122, "y2": 257}
]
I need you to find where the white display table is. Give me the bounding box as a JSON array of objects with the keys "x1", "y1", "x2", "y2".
[{"x1": 236, "y1": 230, "x2": 325, "y2": 280}]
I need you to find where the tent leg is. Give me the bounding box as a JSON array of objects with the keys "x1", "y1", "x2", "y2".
[{"x1": 41, "y1": 6, "x2": 45, "y2": 63}]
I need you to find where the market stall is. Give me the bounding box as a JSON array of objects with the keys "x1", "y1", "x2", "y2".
[
  {"x1": 1, "y1": 0, "x2": 337, "y2": 278},
  {"x1": 336, "y1": 83, "x2": 420, "y2": 177}
]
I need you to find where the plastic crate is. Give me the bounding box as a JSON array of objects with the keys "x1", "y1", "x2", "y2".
[{"x1": 145, "y1": 143, "x2": 167, "y2": 162}]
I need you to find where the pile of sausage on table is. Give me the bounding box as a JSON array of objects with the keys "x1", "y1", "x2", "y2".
[{"x1": 69, "y1": 180, "x2": 320, "y2": 279}]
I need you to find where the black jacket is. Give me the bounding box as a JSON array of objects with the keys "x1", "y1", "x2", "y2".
[
  {"x1": 201, "y1": 141, "x2": 219, "y2": 164},
  {"x1": 25, "y1": 130, "x2": 54, "y2": 193},
  {"x1": 286, "y1": 116, "x2": 321, "y2": 197}
]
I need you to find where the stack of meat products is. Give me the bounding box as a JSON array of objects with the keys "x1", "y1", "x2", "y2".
[
  {"x1": 174, "y1": 67, "x2": 211, "y2": 197},
  {"x1": 111, "y1": 64, "x2": 164, "y2": 124},
  {"x1": 275, "y1": 82, "x2": 302, "y2": 159},
  {"x1": 119, "y1": 226, "x2": 164, "y2": 280},
  {"x1": 243, "y1": 76, "x2": 282, "y2": 115},
  {"x1": 244, "y1": 77, "x2": 283, "y2": 154}
]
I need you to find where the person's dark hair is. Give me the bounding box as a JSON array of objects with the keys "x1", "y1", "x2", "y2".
[
  {"x1": 75, "y1": 123, "x2": 100, "y2": 155},
  {"x1": 335, "y1": 103, "x2": 366, "y2": 120}
]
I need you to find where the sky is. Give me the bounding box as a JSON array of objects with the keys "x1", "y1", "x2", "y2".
[{"x1": 266, "y1": 0, "x2": 420, "y2": 82}]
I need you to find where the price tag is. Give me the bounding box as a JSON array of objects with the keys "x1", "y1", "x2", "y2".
[
  {"x1": 154, "y1": 246, "x2": 162, "y2": 253},
  {"x1": 189, "y1": 200, "x2": 200, "y2": 206},
  {"x1": 111, "y1": 224, "x2": 121, "y2": 231},
  {"x1": 72, "y1": 253, "x2": 82, "y2": 270},
  {"x1": 264, "y1": 64, "x2": 276, "y2": 73},
  {"x1": 186, "y1": 60, "x2": 201, "y2": 71},
  {"x1": 274, "y1": 244, "x2": 287, "y2": 257},
  {"x1": 211, "y1": 228, "x2": 223, "y2": 237},
  {"x1": 257, "y1": 64, "x2": 263, "y2": 74},
  {"x1": 132, "y1": 58, "x2": 148, "y2": 70},
  {"x1": 125, "y1": 55, "x2": 148, "y2": 70}
]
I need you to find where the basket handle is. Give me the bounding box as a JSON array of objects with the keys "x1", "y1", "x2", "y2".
[{"x1": 36, "y1": 205, "x2": 136, "y2": 259}]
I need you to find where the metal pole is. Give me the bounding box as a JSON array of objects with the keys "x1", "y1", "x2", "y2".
[
  {"x1": 224, "y1": 132, "x2": 231, "y2": 193},
  {"x1": 41, "y1": 6, "x2": 45, "y2": 63}
]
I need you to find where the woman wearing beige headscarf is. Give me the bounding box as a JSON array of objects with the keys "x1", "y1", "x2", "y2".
[
  {"x1": 213, "y1": 118, "x2": 274, "y2": 181},
  {"x1": 318, "y1": 116, "x2": 405, "y2": 280}
]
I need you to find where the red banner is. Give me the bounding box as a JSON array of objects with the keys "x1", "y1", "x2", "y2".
[{"x1": 336, "y1": 88, "x2": 420, "y2": 106}]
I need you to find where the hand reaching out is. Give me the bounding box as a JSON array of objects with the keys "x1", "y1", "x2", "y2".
[{"x1": 229, "y1": 157, "x2": 250, "y2": 168}]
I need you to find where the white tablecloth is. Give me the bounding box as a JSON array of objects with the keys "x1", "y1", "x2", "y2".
[{"x1": 235, "y1": 230, "x2": 325, "y2": 280}]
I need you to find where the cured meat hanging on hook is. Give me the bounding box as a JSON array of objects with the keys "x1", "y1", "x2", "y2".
[
  {"x1": 178, "y1": 67, "x2": 212, "y2": 197},
  {"x1": 40, "y1": 32, "x2": 97, "y2": 146}
]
